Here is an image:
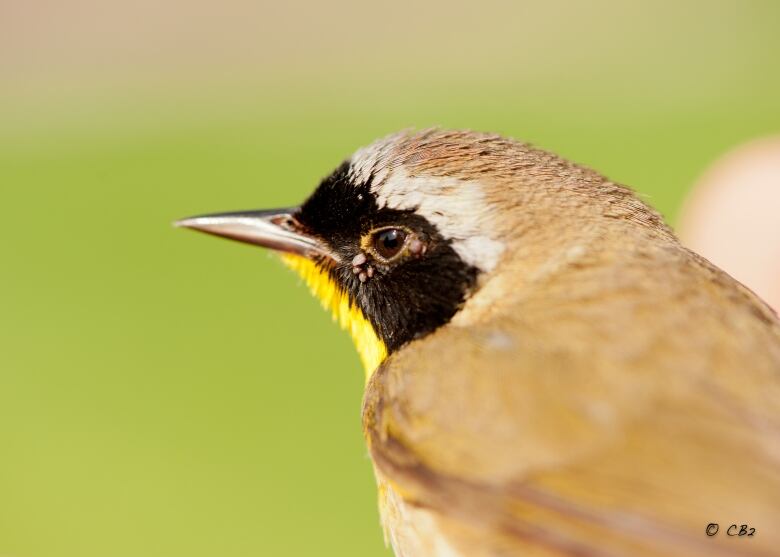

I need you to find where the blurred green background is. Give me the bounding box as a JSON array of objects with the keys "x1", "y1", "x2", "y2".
[{"x1": 1, "y1": 1, "x2": 779, "y2": 556}]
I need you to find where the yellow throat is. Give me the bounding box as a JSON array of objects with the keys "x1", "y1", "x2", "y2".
[{"x1": 281, "y1": 254, "x2": 388, "y2": 379}]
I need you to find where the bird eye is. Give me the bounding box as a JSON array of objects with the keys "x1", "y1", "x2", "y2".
[{"x1": 372, "y1": 228, "x2": 407, "y2": 260}]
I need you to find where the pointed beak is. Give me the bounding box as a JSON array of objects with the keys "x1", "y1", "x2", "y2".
[{"x1": 175, "y1": 208, "x2": 334, "y2": 261}]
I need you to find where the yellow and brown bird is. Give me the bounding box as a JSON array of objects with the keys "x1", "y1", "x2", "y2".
[{"x1": 177, "y1": 129, "x2": 780, "y2": 557}]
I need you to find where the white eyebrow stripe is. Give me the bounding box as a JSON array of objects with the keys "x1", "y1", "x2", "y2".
[{"x1": 370, "y1": 168, "x2": 505, "y2": 272}]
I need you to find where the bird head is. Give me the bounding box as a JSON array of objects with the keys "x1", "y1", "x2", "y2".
[{"x1": 176, "y1": 129, "x2": 670, "y2": 376}]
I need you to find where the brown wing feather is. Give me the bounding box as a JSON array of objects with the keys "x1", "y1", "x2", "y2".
[{"x1": 363, "y1": 246, "x2": 780, "y2": 557}]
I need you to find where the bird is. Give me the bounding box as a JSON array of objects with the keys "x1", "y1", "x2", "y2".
[{"x1": 176, "y1": 129, "x2": 780, "y2": 557}]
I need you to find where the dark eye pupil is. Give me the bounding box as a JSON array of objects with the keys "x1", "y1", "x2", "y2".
[{"x1": 375, "y1": 228, "x2": 406, "y2": 259}]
